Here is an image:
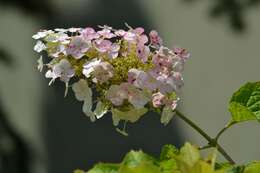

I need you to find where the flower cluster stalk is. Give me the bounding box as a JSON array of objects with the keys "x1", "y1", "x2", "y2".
[{"x1": 175, "y1": 110, "x2": 235, "y2": 164}]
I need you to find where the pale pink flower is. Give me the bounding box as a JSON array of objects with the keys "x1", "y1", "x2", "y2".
[
  {"x1": 45, "y1": 59, "x2": 75, "y2": 84},
  {"x1": 53, "y1": 59, "x2": 75, "y2": 82},
  {"x1": 81, "y1": 27, "x2": 99, "y2": 40},
  {"x1": 97, "y1": 28, "x2": 115, "y2": 39},
  {"x1": 82, "y1": 58, "x2": 101, "y2": 78},
  {"x1": 149, "y1": 30, "x2": 162, "y2": 46},
  {"x1": 152, "y1": 92, "x2": 166, "y2": 108},
  {"x1": 136, "y1": 43, "x2": 150, "y2": 63},
  {"x1": 169, "y1": 100, "x2": 178, "y2": 110},
  {"x1": 108, "y1": 43, "x2": 120, "y2": 59},
  {"x1": 66, "y1": 36, "x2": 90, "y2": 59},
  {"x1": 152, "y1": 53, "x2": 172, "y2": 69},
  {"x1": 130, "y1": 69, "x2": 159, "y2": 91},
  {"x1": 92, "y1": 62, "x2": 114, "y2": 83},
  {"x1": 138, "y1": 34, "x2": 148, "y2": 44},
  {"x1": 172, "y1": 57, "x2": 185, "y2": 72},
  {"x1": 173, "y1": 47, "x2": 190, "y2": 61},
  {"x1": 106, "y1": 85, "x2": 128, "y2": 106},
  {"x1": 120, "y1": 83, "x2": 150, "y2": 109},
  {"x1": 123, "y1": 32, "x2": 137, "y2": 41},
  {"x1": 115, "y1": 29, "x2": 126, "y2": 37},
  {"x1": 95, "y1": 39, "x2": 112, "y2": 53},
  {"x1": 128, "y1": 68, "x2": 142, "y2": 84},
  {"x1": 133, "y1": 27, "x2": 144, "y2": 35}
]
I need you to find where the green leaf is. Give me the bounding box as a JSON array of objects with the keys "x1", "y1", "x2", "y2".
[
  {"x1": 121, "y1": 150, "x2": 157, "y2": 168},
  {"x1": 191, "y1": 161, "x2": 225, "y2": 173},
  {"x1": 229, "y1": 82, "x2": 260, "y2": 123},
  {"x1": 178, "y1": 143, "x2": 200, "y2": 167},
  {"x1": 159, "y1": 159, "x2": 178, "y2": 173},
  {"x1": 118, "y1": 150, "x2": 160, "y2": 173},
  {"x1": 173, "y1": 143, "x2": 200, "y2": 173},
  {"x1": 244, "y1": 162, "x2": 260, "y2": 173},
  {"x1": 160, "y1": 144, "x2": 179, "y2": 160},
  {"x1": 87, "y1": 163, "x2": 120, "y2": 173},
  {"x1": 74, "y1": 170, "x2": 85, "y2": 173},
  {"x1": 215, "y1": 162, "x2": 233, "y2": 171}
]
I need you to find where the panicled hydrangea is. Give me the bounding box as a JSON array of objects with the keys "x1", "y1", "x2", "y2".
[{"x1": 33, "y1": 24, "x2": 190, "y2": 133}]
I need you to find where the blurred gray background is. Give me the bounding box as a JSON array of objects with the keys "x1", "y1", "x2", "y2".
[{"x1": 0, "y1": 0, "x2": 260, "y2": 173}]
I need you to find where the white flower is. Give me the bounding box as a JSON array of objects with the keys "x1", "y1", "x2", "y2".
[
  {"x1": 45, "y1": 32, "x2": 69, "y2": 43},
  {"x1": 54, "y1": 28, "x2": 69, "y2": 32},
  {"x1": 32, "y1": 30, "x2": 54, "y2": 39},
  {"x1": 45, "y1": 70, "x2": 58, "y2": 85},
  {"x1": 72, "y1": 79, "x2": 95, "y2": 121},
  {"x1": 34, "y1": 41, "x2": 46, "y2": 53},
  {"x1": 82, "y1": 58, "x2": 101, "y2": 78},
  {"x1": 37, "y1": 56, "x2": 44, "y2": 72},
  {"x1": 45, "y1": 59, "x2": 75, "y2": 84},
  {"x1": 72, "y1": 79, "x2": 92, "y2": 101},
  {"x1": 68, "y1": 27, "x2": 82, "y2": 33},
  {"x1": 48, "y1": 43, "x2": 66, "y2": 58},
  {"x1": 94, "y1": 101, "x2": 108, "y2": 119},
  {"x1": 52, "y1": 59, "x2": 75, "y2": 82}
]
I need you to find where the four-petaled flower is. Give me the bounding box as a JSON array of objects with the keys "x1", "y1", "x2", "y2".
[
  {"x1": 45, "y1": 59, "x2": 75, "y2": 85},
  {"x1": 66, "y1": 36, "x2": 90, "y2": 59}
]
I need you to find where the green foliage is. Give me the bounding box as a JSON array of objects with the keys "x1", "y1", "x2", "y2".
[
  {"x1": 244, "y1": 162, "x2": 260, "y2": 173},
  {"x1": 160, "y1": 144, "x2": 179, "y2": 160},
  {"x1": 87, "y1": 163, "x2": 119, "y2": 173},
  {"x1": 229, "y1": 82, "x2": 260, "y2": 123},
  {"x1": 77, "y1": 82, "x2": 260, "y2": 173},
  {"x1": 84, "y1": 143, "x2": 242, "y2": 173}
]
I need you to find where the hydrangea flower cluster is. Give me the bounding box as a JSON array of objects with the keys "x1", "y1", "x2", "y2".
[{"x1": 33, "y1": 25, "x2": 190, "y2": 132}]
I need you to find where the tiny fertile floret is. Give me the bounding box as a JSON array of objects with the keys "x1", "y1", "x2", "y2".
[{"x1": 33, "y1": 24, "x2": 190, "y2": 132}]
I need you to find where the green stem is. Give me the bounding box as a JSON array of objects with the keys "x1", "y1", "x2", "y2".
[
  {"x1": 215, "y1": 121, "x2": 236, "y2": 141},
  {"x1": 175, "y1": 110, "x2": 235, "y2": 165}
]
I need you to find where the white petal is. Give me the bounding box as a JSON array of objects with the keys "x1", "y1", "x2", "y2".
[
  {"x1": 82, "y1": 58, "x2": 101, "y2": 78},
  {"x1": 64, "y1": 82, "x2": 69, "y2": 97},
  {"x1": 83, "y1": 97, "x2": 92, "y2": 113},
  {"x1": 128, "y1": 91, "x2": 150, "y2": 109},
  {"x1": 34, "y1": 41, "x2": 46, "y2": 53},
  {"x1": 94, "y1": 101, "x2": 108, "y2": 119},
  {"x1": 82, "y1": 98, "x2": 95, "y2": 122},
  {"x1": 45, "y1": 70, "x2": 55, "y2": 78},
  {"x1": 111, "y1": 107, "x2": 147, "y2": 126},
  {"x1": 72, "y1": 79, "x2": 92, "y2": 101},
  {"x1": 37, "y1": 56, "x2": 44, "y2": 72}
]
